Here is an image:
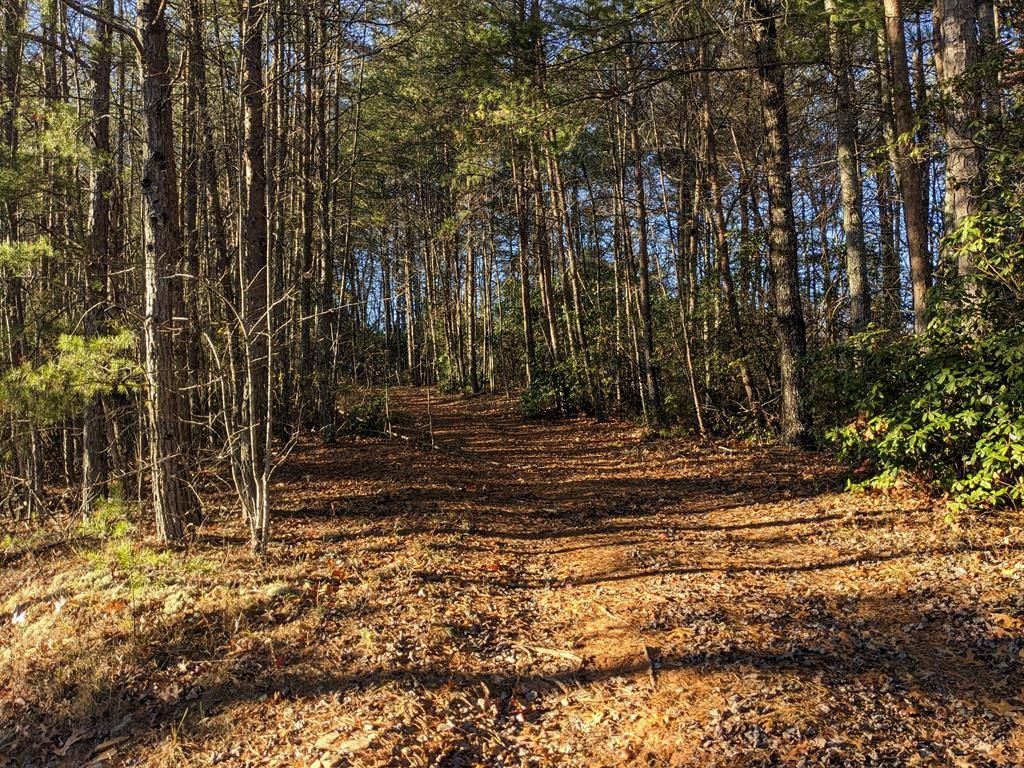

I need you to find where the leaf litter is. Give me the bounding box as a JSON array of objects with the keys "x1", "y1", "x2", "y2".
[{"x1": 1, "y1": 388, "x2": 1022, "y2": 766}]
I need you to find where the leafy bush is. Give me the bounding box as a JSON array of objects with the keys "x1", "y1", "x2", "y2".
[
  {"x1": 77, "y1": 496, "x2": 136, "y2": 541},
  {"x1": 520, "y1": 359, "x2": 589, "y2": 419},
  {"x1": 336, "y1": 391, "x2": 389, "y2": 436},
  {"x1": 814, "y1": 118, "x2": 1024, "y2": 515},
  {"x1": 812, "y1": 321, "x2": 1024, "y2": 513}
]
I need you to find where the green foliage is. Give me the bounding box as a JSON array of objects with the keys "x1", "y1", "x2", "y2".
[
  {"x1": 336, "y1": 390, "x2": 389, "y2": 436},
  {"x1": 0, "y1": 237, "x2": 52, "y2": 271},
  {"x1": 814, "y1": 91, "x2": 1024, "y2": 514},
  {"x1": 78, "y1": 496, "x2": 136, "y2": 542},
  {"x1": 947, "y1": 140, "x2": 1024, "y2": 310},
  {"x1": 0, "y1": 100, "x2": 88, "y2": 207},
  {"x1": 812, "y1": 322, "x2": 1024, "y2": 513},
  {"x1": 430, "y1": 340, "x2": 464, "y2": 394},
  {"x1": 78, "y1": 496, "x2": 211, "y2": 592},
  {"x1": 0, "y1": 331, "x2": 139, "y2": 424},
  {"x1": 520, "y1": 358, "x2": 589, "y2": 419}
]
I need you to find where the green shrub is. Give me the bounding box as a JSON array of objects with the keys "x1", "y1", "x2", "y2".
[
  {"x1": 520, "y1": 359, "x2": 589, "y2": 419},
  {"x1": 813, "y1": 126, "x2": 1024, "y2": 515},
  {"x1": 336, "y1": 391, "x2": 389, "y2": 436},
  {"x1": 0, "y1": 331, "x2": 139, "y2": 424},
  {"x1": 812, "y1": 321, "x2": 1024, "y2": 512},
  {"x1": 78, "y1": 496, "x2": 136, "y2": 541}
]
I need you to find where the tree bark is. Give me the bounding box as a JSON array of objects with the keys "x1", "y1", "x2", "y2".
[
  {"x1": 138, "y1": 0, "x2": 199, "y2": 542},
  {"x1": 82, "y1": 0, "x2": 114, "y2": 516},
  {"x1": 511, "y1": 150, "x2": 536, "y2": 386},
  {"x1": 629, "y1": 103, "x2": 661, "y2": 423},
  {"x1": 933, "y1": 0, "x2": 983, "y2": 280},
  {"x1": 875, "y1": 31, "x2": 904, "y2": 326},
  {"x1": 238, "y1": 0, "x2": 271, "y2": 550},
  {"x1": 882, "y1": 0, "x2": 932, "y2": 333},
  {"x1": 700, "y1": 53, "x2": 759, "y2": 416},
  {"x1": 977, "y1": 1, "x2": 999, "y2": 117},
  {"x1": 752, "y1": 0, "x2": 812, "y2": 447},
  {"x1": 825, "y1": 0, "x2": 870, "y2": 329}
]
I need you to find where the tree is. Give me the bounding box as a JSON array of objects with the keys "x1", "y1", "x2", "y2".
[
  {"x1": 933, "y1": 0, "x2": 983, "y2": 280},
  {"x1": 81, "y1": 0, "x2": 114, "y2": 517},
  {"x1": 752, "y1": 0, "x2": 812, "y2": 447},
  {"x1": 825, "y1": 0, "x2": 870, "y2": 329},
  {"x1": 235, "y1": 0, "x2": 272, "y2": 551},
  {"x1": 882, "y1": 0, "x2": 932, "y2": 333},
  {"x1": 6, "y1": 0, "x2": 1021, "y2": 542},
  {"x1": 138, "y1": 0, "x2": 199, "y2": 542}
]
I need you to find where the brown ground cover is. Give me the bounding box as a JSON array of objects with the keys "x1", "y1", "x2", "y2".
[{"x1": 2, "y1": 388, "x2": 1023, "y2": 767}]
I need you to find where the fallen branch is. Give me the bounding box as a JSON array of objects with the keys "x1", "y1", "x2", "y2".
[{"x1": 513, "y1": 642, "x2": 585, "y2": 665}]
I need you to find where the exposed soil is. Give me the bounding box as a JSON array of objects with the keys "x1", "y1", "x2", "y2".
[{"x1": 2, "y1": 388, "x2": 1023, "y2": 767}]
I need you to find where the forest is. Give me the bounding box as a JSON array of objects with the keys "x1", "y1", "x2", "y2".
[{"x1": 1, "y1": 0, "x2": 1023, "y2": 765}]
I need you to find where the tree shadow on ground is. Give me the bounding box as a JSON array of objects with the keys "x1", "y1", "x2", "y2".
[
  {"x1": 8, "y1": 392, "x2": 986, "y2": 764},
  {"x1": 5, "y1": 586, "x2": 1019, "y2": 766}
]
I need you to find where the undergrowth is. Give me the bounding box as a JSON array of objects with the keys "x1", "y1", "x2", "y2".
[
  {"x1": 812, "y1": 308, "x2": 1023, "y2": 515},
  {"x1": 336, "y1": 389, "x2": 390, "y2": 436},
  {"x1": 520, "y1": 360, "x2": 590, "y2": 419}
]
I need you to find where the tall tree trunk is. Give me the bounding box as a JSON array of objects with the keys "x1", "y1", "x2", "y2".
[
  {"x1": 628, "y1": 104, "x2": 661, "y2": 423},
  {"x1": 913, "y1": 12, "x2": 933, "y2": 250},
  {"x1": 467, "y1": 232, "x2": 479, "y2": 393},
  {"x1": 530, "y1": 146, "x2": 559, "y2": 364},
  {"x1": 674, "y1": 155, "x2": 706, "y2": 434},
  {"x1": 298, "y1": 14, "x2": 316, "y2": 423},
  {"x1": 511, "y1": 150, "x2": 536, "y2": 385},
  {"x1": 882, "y1": 0, "x2": 932, "y2": 333},
  {"x1": 185, "y1": 0, "x2": 231, "y2": 320},
  {"x1": 404, "y1": 224, "x2": 417, "y2": 383},
  {"x1": 82, "y1": 0, "x2": 114, "y2": 516},
  {"x1": 138, "y1": 0, "x2": 199, "y2": 542},
  {"x1": 753, "y1": 0, "x2": 812, "y2": 447},
  {"x1": 239, "y1": 0, "x2": 271, "y2": 550},
  {"x1": 977, "y1": 1, "x2": 999, "y2": 117},
  {"x1": 875, "y1": 31, "x2": 904, "y2": 326},
  {"x1": 933, "y1": 0, "x2": 983, "y2": 281},
  {"x1": 546, "y1": 146, "x2": 602, "y2": 417},
  {"x1": 825, "y1": 0, "x2": 870, "y2": 329},
  {"x1": 700, "y1": 55, "x2": 759, "y2": 416}
]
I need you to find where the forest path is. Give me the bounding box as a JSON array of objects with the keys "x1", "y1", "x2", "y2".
[
  {"x1": 4, "y1": 388, "x2": 1022, "y2": 767},
  {"x1": 261, "y1": 387, "x2": 1022, "y2": 767}
]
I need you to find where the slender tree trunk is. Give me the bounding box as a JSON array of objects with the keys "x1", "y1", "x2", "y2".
[
  {"x1": 82, "y1": 0, "x2": 114, "y2": 516},
  {"x1": 239, "y1": 0, "x2": 271, "y2": 550},
  {"x1": 628, "y1": 104, "x2": 661, "y2": 423},
  {"x1": 875, "y1": 31, "x2": 904, "y2": 326},
  {"x1": 511, "y1": 150, "x2": 536, "y2": 385},
  {"x1": 546, "y1": 146, "x2": 602, "y2": 417},
  {"x1": 882, "y1": 0, "x2": 932, "y2": 333},
  {"x1": 825, "y1": 0, "x2": 870, "y2": 329},
  {"x1": 467, "y1": 231, "x2": 479, "y2": 393},
  {"x1": 530, "y1": 146, "x2": 559, "y2": 364},
  {"x1": 138, "y1": 0, "x2": 199, "y2": 542},
  {"x1": 404, "y1": 225, "x2": 417, "y2": 383},
  {"x1": 753, "y1": 0, "x2": 812, "y2": 447},
  {"x1": 185, "y1": 0, "x2": 230, "y2": 321},
  {"x1": 700, "y1": 56, "x2": 759, "y2": 416},
  {"x1": 913, "y1": 13, "x2": 933, "y2": 252},
  {"x1": 672, "y1": 153, "x2": 706, "y2": 435},
  {"x1": 977, "y1": 1, "x2": 999, "y2": 117},
  {"x1": 298, "y1": 14, "x2": 316, "y2": 423}
]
